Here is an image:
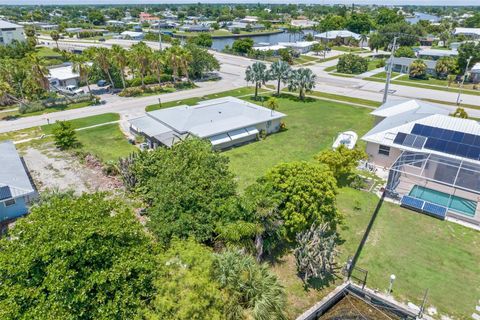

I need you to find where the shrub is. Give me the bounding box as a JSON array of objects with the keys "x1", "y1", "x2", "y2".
[
  {"x1": 336, "y1": 54, "x2": 368, "y2": 74},
  {"x1": 409, "y1": 59, "x2": 428, "y2": 79},
  {"x1": 375, "y1": 59, "x2": 386, "y2": 68},
  {"x1": 394, "y1": 46, "x2": 415, "y2": 58},
  {"x1": 53, "y1": 121, "x2": 79, "y2": 150},
  {"x1": 18, "y1": 103, "x2": 45, "y2": 114}
]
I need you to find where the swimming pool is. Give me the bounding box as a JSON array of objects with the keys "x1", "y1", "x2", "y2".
[{"x1": 409, "y1": 185, "x2": 477, "y2": 217}]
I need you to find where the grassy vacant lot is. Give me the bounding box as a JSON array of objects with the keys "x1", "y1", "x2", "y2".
[
  {"x1": 75, "y1": 123, "x2": 137, "y2": 162},
  {"x1": 227, "y1": 93, "x2": 375, "y2": 189}
]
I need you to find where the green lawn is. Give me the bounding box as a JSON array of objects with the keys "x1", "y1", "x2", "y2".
[
  {"x1": 304, "y1": 91, "x2": 381, "y2": 108},
  {"x1": 226, "y1": 94, "x2": 374, "y2": 189},
  {"x1": 324, "y1": 65, "x2": 337, "y2": 72},
  {"x1": 331, "y1": 46, "x2": 365, "y2": 52},
  {"x1": 343, "y1": 188, "x2": 480, "y2": 319},
  {"x1": 1, "y1": 101, "x2": 94, "y2": 120},
  {"x1": 145, "y1": 87, "x2": 267, "y2": 112},
  {"x1": 41, "y1": 113, "x2": 120, "y2": 134},
  {"x1": 75, "y1": 123, "x2": 136, "y2": 162}
]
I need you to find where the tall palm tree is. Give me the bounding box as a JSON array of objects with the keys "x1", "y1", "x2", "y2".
[
  {"x1": 359, "y1": 33, "x2": 368, "y2": 48},
  {"x1": 178, "y1": 47, "x2": 193, "y2": 82},
  {"x1": 90, "y1": 47, "x2": 115, "y2": 89},
  {"x1": 110, "y1": 44, "x2": 129, "y2": 90},
  {"x1": 26, "y1": 54, "x2": 49, "y2": 91},
  {"x1": 67, "y1": 52, "x2": 93, "y2": 97},
  {"x1": 151, "y1": 50, "x2": 165, "y2": 85},
  {"x1": 165, "y1": 46, "x2": 182, "y2": 82},
  {"x1": 288, "y1": 68, "x2": 317, "y2": 100},
  {"x1": 245, "y1": 61, "x2": 268, "y2": 100},
  {"x1": 50, "y1": 30, "x2": 60, "y2": 49},
  {"x1": 269, "y1": 60, "x2": 291, "y2": 96},
  {"x1": 129, "y1": 42, "x2": 152, "y2": 88}
]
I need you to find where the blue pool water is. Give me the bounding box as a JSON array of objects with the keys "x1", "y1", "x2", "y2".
[{"x1": 409, "y1": 185, "x2": 477, "y2": 217}]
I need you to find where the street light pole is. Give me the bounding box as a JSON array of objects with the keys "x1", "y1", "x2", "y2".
[
  {"x1": 383, "y1": 36, "x2": 398, "y2": 104},
  {"x1": 158, "y1": 23, "x2": 162, "y2": 51},
  {"x1": 456, "y1": 55, "x2": 473, "y2": 106},
  {"x1": 388, "y1": 274, "x2": 396, "y2": 296}
]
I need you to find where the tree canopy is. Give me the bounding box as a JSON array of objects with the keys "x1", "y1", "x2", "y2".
[{"x1": 0, "y1": 193, "x2": 156, "y2": 320}]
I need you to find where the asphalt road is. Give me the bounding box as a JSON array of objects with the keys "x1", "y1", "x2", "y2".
[{"x1": 2, "y1": 37, "x2": 480, "y2": 134}]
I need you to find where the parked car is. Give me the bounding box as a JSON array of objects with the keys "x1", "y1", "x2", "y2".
[
  {"x1": 65, "y1": 85, "x2": 85, "y2": 95},
  {"x1": 97, "y1": 80, "x2": 109, "y2": 87},
  {"x1": 98, "y1": 38, "x2": 106, "y2": 42}
]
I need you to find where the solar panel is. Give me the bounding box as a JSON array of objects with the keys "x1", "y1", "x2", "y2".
[
  {"x1": 411, "y1": 124, "x2": 423, "y2": 135},
  {"x1": 422, "y1": 202, "x2": 447, "y2": 220},
  {"x1": 403, "y1": 134, "x2": 416, "y2": 147},
  {"x1": 0, "y1": 186, "x2": 12, "y2": 201},
  {"x1": 412, "y1": 136, "x2": 427, "y2": 149},
  {"x1": 393, "y1": 132, "x2": 407, "y2": 145},
  {"x1": 401, "y1": 195, "x2": 425, "y2": 211}
]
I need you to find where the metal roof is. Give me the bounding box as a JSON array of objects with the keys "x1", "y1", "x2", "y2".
[
  {"x1": 418, "y1": 49, "x2": 458, "y2": 57},
  {"x1": 454, "y1": 27, "x2": 480, "y2": 36},
  {"x1": 0, "y1": 141, "x2": 35, "y2": 199},
  {"x1": 362, "y1": 100, "x2": 480, "y2": 163},
  {"x1": 48, "y1": 65, "x2": 80, "y2": 81},
  {"x1": 145, "y1": 96, "x2": 286, "y2": 138},
  {"x1": 0, "y1": 19, "x2": 22, "y2": 29},
  {"x1": 314, "y1": 30, "x2": 361, "y2": 40},
  {"x1": 388, "y1": 57, "x2": 437, "y2": 69}
]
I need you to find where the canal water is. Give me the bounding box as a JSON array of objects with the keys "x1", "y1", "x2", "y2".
[
  {"x1": 210, "y1": 29, "x2": 315, "y2": 51},
  {"x1": 406, "y1": 12, "x2": 440, "y2": 24}
]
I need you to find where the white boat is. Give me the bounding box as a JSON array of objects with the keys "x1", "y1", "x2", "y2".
[{"x1": 332, "y1": 131, "x2": 358, "y2": 150}]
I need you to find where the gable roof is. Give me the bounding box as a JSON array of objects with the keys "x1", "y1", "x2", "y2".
[
  {"x1": 0, "y1": 141, "x2": 36, "y2": 199},
  {"x1": 314, "y1": 30, "x2": 361, "y2": 40}
]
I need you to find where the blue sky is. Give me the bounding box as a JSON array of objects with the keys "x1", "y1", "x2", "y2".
[{"x1": 0, "y1": 0, "x2": 478, "y2": 5}]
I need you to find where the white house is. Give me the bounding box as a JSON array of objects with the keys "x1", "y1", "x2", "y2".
[
  {"x1": 314, "y1": 30, "x2": 367, "y2": 47},
  {"x1": 48, "y1": 64, "x2": 81, "y2": 89},
  {"x1": 471, "y1": 62, "x2": 480, "y2": 84},
  {"x1": 106, "y1": 20, "x2": 125, "y2": 27},
  {"x1": 278, "y1": 41, "x2": 317, "y2": 54},
  {"x1": 453, "y1": 27, "x2": 480, "y2": 39},
  {"x1": 240, "y1": 16, "x2": 259, "y2": 24},
  {"x1": 386, "y1": 57, "x2": 437, "y2": 75},
  {"x1": 417, "y1": 48, "x2": 458, "y2": 60},
  {"x1": 0, "y1": 19, "x2": 25, "y2": 46},
  {"x1": 253, "y1": 44, "x2": 287, "y2": 55},
  {"x1": 363, "y1": 99, "x2": 480, "y2": 225},
  {"x1": 120, "y1": 31, "x2": 144, "y2": 40},
  {"x1": 290, "y1": 19, "x2": 317, "y2": 28},
  {"x1": 129, "y1": 96, "x2": 286, "y2": 150}
]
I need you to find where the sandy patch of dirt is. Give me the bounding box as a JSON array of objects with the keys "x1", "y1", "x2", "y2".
[{"x1": 23, "y1": 145, "x2": 123, "y2": 194}]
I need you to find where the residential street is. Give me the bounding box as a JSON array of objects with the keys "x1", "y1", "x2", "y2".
[{"x1": 1, "y1": 37, "x2": 480, "y2": 134}]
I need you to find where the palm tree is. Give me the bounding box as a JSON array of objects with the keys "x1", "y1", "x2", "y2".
[
  {"x1": 359, "y1": 33, "x2": 368, "y2": 48},
  {"x1": 269, "y1": 60, "x2": 291, "y2": 96},
  {"x1": 151, "y1": 50, "x2": 165, "y2": 85},
  {"x1": 165, "y1": 46, "x2": 182, "y2": 83},
  {"x1": 26, "y1": 54, "x2": 49, "y2": 91},
  {"x1": 89, "y1": 47, "x2": 115, "y2": 89},
  {"x1": 110, "y1": 44, "x2": 128, "y2": 89},
  {"x1": 50, "y1": 30, "x2": 60, "y2": 49},
  {"x1": 440, "y1": 31, "x2": 450, "y2": 48},
  {"x1": 288, "y1": 68, "x2": 317, "y2": 100},
  {"x1": 245, "y1": 61, "x2": 268, "y2": 100},
  {"x1": 129, "y1": 42, "x2": 152, "y2": 88},
  {"x1": 266, "y1": 97, "x2": 279, "y2": 115},
  {"x1": 213, "y1": 251, "x2": 287, "y2": 320},
  {"x1": 68, "y1": 52, "x2": 93, "y2": 97},
  {"x1": 178, "y1": 47, "x2": 193, "y2": 82},
  {"x1": 409, "y1": 59, "x2": 428, "y2": 79}
]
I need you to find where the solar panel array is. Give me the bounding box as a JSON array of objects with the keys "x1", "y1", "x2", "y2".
[
  {"x1": 393, "y1": 124, "x2": 480, "y2": 161},
  {"x1": 0, "y1": 186, "x2": 12, "y2": 201},
  {"x1": 401, "y1": 195, "x2": 447, "y2": 220}
]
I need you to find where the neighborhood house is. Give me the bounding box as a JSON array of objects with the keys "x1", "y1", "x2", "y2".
[
  {"x1": 0, "y1": 141, "x2": 37, "y2": 223},
  {"x1": 0, "y1": 19, "x2": 25, "y2": 46},
  {"x1": 129, "y1": 96, "x2": 286, "y2": 150},
  {"x1": 386, "y1": 57, "x2": 437, "y2": 75},
  {"x1": 362, "y1": 99, "x2": 480, "y2": 226}
]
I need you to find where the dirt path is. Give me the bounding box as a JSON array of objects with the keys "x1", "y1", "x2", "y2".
[{"x1": 23, "y1": 145, "x2": 122, "y2": 194}]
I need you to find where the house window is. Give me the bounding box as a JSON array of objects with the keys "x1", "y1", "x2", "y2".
[
  {"x1": 3, "y1": 198, "x2": 16, "y2": 207},
  {"x1": 378, "y1": 145, "x2": 390, "y2": 156}
]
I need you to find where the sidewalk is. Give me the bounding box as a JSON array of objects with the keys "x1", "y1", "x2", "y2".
[{"x1": 355, "y1": 67, "x2": 384, "y2": 79}]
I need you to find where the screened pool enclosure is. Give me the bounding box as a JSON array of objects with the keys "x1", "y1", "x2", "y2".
[{"x1": 386, "y1": 151, "x2": 480, "y2": 224}]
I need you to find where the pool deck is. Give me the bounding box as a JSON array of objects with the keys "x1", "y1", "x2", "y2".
[{"x1": 394, "y1": 179, "x2": 480, "y2": 227}]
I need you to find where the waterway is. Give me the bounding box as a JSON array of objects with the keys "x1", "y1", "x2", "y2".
[
  {"x1": 209, "y1": 29, "x2": 315, "y2": 51},
  {"x1": 406, "y1": 12, "x2": 440, "y2": 24}
]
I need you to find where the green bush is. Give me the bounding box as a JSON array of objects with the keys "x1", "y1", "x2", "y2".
[
  {"x1": 127, "y1": 74, "x2": 173, "y2": 87},
  {"x1": 18, "y1": 103, "x2": 45, "y2": 114},
  {"x1": 336, "y1": 54, "x2": 368, "y2": 74},
  {"x1": 119, "y1": 84, "x2": 177, "y2": 97}
]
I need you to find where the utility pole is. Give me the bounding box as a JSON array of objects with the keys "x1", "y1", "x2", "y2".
[
  {"x1": 456, "y1": 55, "x2": 472, "y2": 106},
  {"x1": 158, "y1": 22, "x2": 162, "y2": 51},
  {"x1": 383, "y1": 36, "x2": 398, "y2": 104}
]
